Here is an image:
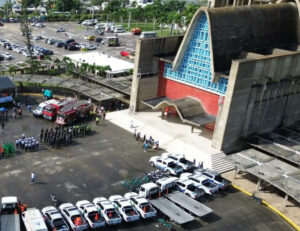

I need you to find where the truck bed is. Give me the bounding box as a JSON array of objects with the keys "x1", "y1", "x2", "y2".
[
  {"x1": 165, "y1": 191, "x2": 213, "y2": 217},
  {"x1": 150, "y1": 197, "x2": 194, "y2": 225},
  {"x1": 1, "y1": 214, "x2": 21, "y2": 231}
]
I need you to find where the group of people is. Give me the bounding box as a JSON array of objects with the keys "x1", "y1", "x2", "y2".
[
  {"x1": 133, "y1": 129, "x2": 159, "y2": 152},
  {"x1": 95, "y1": 106, "x2": 106, "y2": 125},
  {"x1": 40, "y1": 127, "x2": 72, "y2": 148},
  {"x1": 12, "y1": 106, "x2": 23, "y2": 119},
  {"x1": 15, "y1": 134, "x2": 39, "y2": 151}
]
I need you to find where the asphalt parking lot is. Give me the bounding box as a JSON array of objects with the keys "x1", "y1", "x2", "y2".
[
  {"x1": 0, "y1": 96, "x2": 295, "y2": 231},
  {"x1": 0, "y1": 22, "x2": 137, "y2": 64}
]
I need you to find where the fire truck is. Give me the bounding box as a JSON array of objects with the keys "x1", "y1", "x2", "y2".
[
  {"x1": 42, "y1": 98, "x2": 76, "y2": 121},
  {"x1": 55, "y1": 101, "x2": 92, "y2": 126}
]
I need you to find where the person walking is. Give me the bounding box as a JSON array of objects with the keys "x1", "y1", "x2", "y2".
[
  {"x1": 96, "y1": 117, "x2": 100, "y2": 125},
  {"x1": 143, "y1": 141, "x2": 148, "y2": 153},
  {"x1": 1, "y1": 122, "x2": 4, "y2": 130},
  {"x1": 27, "y1": 105, "x2": 31, "y2": 113},
  {"x1": 30, "y1": 172, "x2": 36, "y2": 184}
]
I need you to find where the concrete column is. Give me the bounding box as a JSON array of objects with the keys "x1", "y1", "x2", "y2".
[
  {"x1": 283, "y1": 194, "x2": 289, "y2": 207},
  {"x1": 256, "y1": 178, "x2": 262, "y2": 192}
]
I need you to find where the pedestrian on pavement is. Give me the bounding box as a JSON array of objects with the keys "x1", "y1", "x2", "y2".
[
  {"x1": 27, "y1": 105, "x2": 31, "y2": 113},
  {"x1": 96, "y1": 117, "x2": 100, "y2": 125},
  {"x1": 130, "y1": 120, "x2": 134, "y2": 129},
  {"x1": 1, "y1": 122, "x2": 4, "y2": 130},
  {"x1": 143, "y1": 134, "x2": 146, "y2": 142},
  {"x1": 143, "y1": 141, "x2": 148, "y2": 153},
  {"x1": 103, "y1": 111, "x2": 106, "y2": 120},
  {"x1": 198, "y1": 161, "x2": 203, "y2": 170},
  {"x1": 30, "y1": 172, "x2": 36, "y2": 184},
  {"x1": 12, "y1": 111, "x2": 16, "y2": 119},
  {"x1": 133, "y1": 129, "x2": 137, "y2": 139}
]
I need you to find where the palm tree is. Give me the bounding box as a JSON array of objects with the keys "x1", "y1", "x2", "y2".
[
  {"x1": 9, "y1": 66, "x2": 16, "y2": 75},
  {"x1": 66, "y1": 62, "x2": 75, "y2": 76},
  {"x1": 88, "y1": 63, "x2": 96, "y2": 74},
  {"x1": 79, "y1": 62, "x2": 89, "y2": 73}
]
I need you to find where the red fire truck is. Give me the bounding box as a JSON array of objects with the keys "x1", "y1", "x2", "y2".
[
  {"x1": 55, "y1": 101, "x2": 92, "y2": 126},
  {"x1": 43, "y1": 98, "x2": 77, "y2": 121}
]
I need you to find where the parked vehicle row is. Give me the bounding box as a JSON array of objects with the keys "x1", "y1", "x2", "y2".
[{"x1": 149, "y1": 153, "x2": 231, "y2": 197}]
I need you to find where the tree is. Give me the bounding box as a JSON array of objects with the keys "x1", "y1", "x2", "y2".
[
  {"x1": 54, "y1": 0, "x2": 82, "y2": 12},
  {"x1": 20, "y1": 0, "x2": 35, "y2": 77},
  {"x1": 2, "y1": 2, "x2": 13, "y2": 17},
  {"x1": 132, "y1": 6, "x2": 144, "y2": 27},
  {"x1": 182, "y1": 4, "x2": 199, "y2": 27},
  {"x1": 91, "y1": 0, "x2": 104, "y2": 5},
  {"x1": 79, "y1": 62, "x2": 89, "y2": 73}
]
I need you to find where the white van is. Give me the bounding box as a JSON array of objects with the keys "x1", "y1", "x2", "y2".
[
  {"x1": 22, "y1": 208, "x2": 48, "y2": 231},
  {"x1": 140, "y1": 31, "x2": 157, "y2": 39}
]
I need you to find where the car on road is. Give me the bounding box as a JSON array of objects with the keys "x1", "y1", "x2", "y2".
[
  {"x1": 3, "y1": 52, "x2": 12, "y2": 60},
  {"x1": 95, "y1": 37, "x2": 103, "y2": 43},
  {"x1": 41, "y1": 206, "x2": 69, "y2": 231},
  {"x1": 33, "y1": 35, "x2": 43, "y2": 40},
  {"x1": 95, "y1": 29, "x2": 104, "y2": 35},
  {"x1": 93, "y1": 197, "x2": 122, "y2": 225},
  {"x1": 149, "y1": 156, "x2": 184, "y2": 175},
  {"x1": 76, "y1": 200, "x2": 105, "y2": 229},
  {"x1": 114, "y1": 27, "x2": 125, "y2": 33},
  {"x1": 124, "y1": 192, "x2": 157, "y2": 219},
  {"x1": 175, "y1": 178, "x2": 205, "y2": 199},
  {"x1": 65, "y1": 42, "x2": 80, "y2": 51},
  {"x1": 120, "y1": 50, "x2": 130, "y2": 57},
  {"x1": 161, "y1": 153, "x2": 195, "y2": 171},
  {"x1": 54, "y1": 40, "x2": 65, "y2": 48},
  {"x1": 56, "y1": 28, "x2": 65, "y2": 32},
  {"x1": 132, "y1": 28, "x2": 142, "y2": 35},
  {"x1": 109, "y1": 195, "x2": 140, "y2": 222},
  {"x1": 35, "y1": 23, "x2": 45, "y2": 27},
  {"x1": 181, "y1": 172, "x2": 219, "y2": 195},
  {"x1": 0, "y1": 22, "x2": 4, "y2": 26},
  {"x1": 196, "y1": 169, "x2": 232, "y2": 190},
  {"x1": 84, "y1": 35, "x2": 96, "y2": 41},
  {"x1": 59, "y1": 203, "x2": 88, "y2": 231},
  {"x1": 86, "y1": 45, "x2": 97, "y2": 50},
  {"x1": 0, "y1": 54, "x2": 4, "y2": 61}
]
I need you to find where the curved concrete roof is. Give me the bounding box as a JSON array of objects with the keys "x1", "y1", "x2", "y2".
[{"x1": 173, "y1": 3, "x2": 299, "y2": 75}]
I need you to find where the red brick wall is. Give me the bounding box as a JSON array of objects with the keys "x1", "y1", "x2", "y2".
[{"x1": 157, "y1": 61, "x2": 220, "y2": 116}]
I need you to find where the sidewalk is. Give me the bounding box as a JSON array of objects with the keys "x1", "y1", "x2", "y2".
[
  {"x1": 107, "y1": 109, "x2": 222, "y2": 169},
  {"x1": 223, "y1": 170, "x2": 300, "y2": 227}
]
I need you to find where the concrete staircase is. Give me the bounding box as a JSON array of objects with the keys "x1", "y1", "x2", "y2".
[{"x1": 211, "y1": 152, "x2": 235, "y2": 173}]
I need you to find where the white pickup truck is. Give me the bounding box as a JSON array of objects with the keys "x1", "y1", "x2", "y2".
[
  {"x1": 181, "y1": 173, "x2": 219, "y2": 195},
  {"x1": 124, "y1": 192, "x2": 157, "y2": 219},
  {"x1": 109, "y1": 195, "x2": 140, "y2": 223},
  {"x1": 76, "y1": 200, "x2": 105, "y2": 229},
  {"x1": 149, "y1": 156, "x2": 184, "y2": 175},
  {"x1": 93, "y1": 197, "x2": 122, "y2": 225},
  {"x1": 1, "y1": 196, "x2": 21, "y2": 231},
  {"x1": 161, "y1": 153, "x2": 195, "y2": 171}
]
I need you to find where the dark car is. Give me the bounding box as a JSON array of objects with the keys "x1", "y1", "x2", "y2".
[
  {"x1": 0, "y1": 54, "x2": 4, "y2": 61},
  {"x1": 65, "y1": 39, "x2": 75, "y2": 44},
  {"x1": 0, "y1": 22, "x2": 4, "y2": 26},
  {"x1": 55, "y1": 41, "x2": 65, "y2": 48},
  {"x1": 95, "y1": 37, "x2": 103, "y2": 43},
  {"x1": 95, "y1": 29, "x2": 104, "y2": 35},
  {"x1": 66, "y1": 42, "x2": 80, "y2": 51}
]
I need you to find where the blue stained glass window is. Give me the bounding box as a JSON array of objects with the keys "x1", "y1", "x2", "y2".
[{"x1": 163, "y1": 13, "x2": 228, "y2": 95}]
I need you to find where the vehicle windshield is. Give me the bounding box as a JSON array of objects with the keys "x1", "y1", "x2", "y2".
[
  {"x1": 202, "y1": 179, "x2": 213, "y2": 187},
  {"x1": 123, "y1": 206, "x2": 137, "y2": 216},
  {"x1": 88, "y1": 211, "x2": 103, "y2": 223},
  {"x1": 140, "y1": 203, "x2": 154, "y2": 212},
  {"x1": 36, "y1": 106, "x2": 42, "y2": 111},
  {"x1": 168, "y1": 162, "x2": 176, "y2": 168},
  {"x1": 53, "y1": 218, "x2": 67, "y2": 228},
  {"x1": 215, "y1": 175, "x2": 223, "y2": 182},
  {"x1": 57, "y1": 113, "x2": 66, "y2": 119},
  {"x1": 44, "y1": 106, "x2": 54, "y2": 113},
  {"x1": 187, "y1": 184, "x2": 197, "y2": 191},
  {"x1": 105, "y1": 208, "x2": 120, "y2": 219},
  {"x1": 179, "y1": 158, "x2": 188, "y2": 164}
]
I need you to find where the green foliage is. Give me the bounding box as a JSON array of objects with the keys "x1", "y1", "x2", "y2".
[
  {"x1": 54, "y1": 0, "x2": 82, "y2": 12},
  {"x1": 91, "y1": 0, "x2": 104, "y2": 5},
  {"x1": 49, "y1": 69, "x2": 58, "y2": 76},
  {"x1": 95, "y1": 65, "x2": 111, "y2": 77}
]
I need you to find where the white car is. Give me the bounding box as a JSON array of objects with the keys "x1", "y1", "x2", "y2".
[
  {"x1": 149, "y1": 156, "x2": 184, "y2": 175},
  {"x1": 176, "y1": 178, "x2": 205, "y2": 199},
  {"x1": 56, "y1": 28, "x2": 65, "y2": 32},
  {"x1": 196, "y1": 169, "x2": 231, "y2": 190},
  {"x1": 3, "y1": 52, "x2": 12, "y2": 60},
  {"x1": 59, "y1": 203, "x2": 88, "y2": 231},
  {"x1": 93, "y1": 197, "x2": 122, "y2": 225},
  {"x1": 181, "y1": 173, "x2": 219, "y2": 195},
  {"x1": 41, "y1": 206, "x2": 69, "y2": 231},
  {"x1": 33, "y1": 102, "x2": 49, "y2": 117},
  {"x1": 76, "y1": 200, "x2": 105, "y2": 229},
  {"x1": 161, "y1": 153, "x2": 195, "y2": 171},
  {"x1": 124, "y1": 192, "x2": 157, "y2": 219},
  {"x1": 109, "y1": 195, "x2": 140, "y2": 222}
]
